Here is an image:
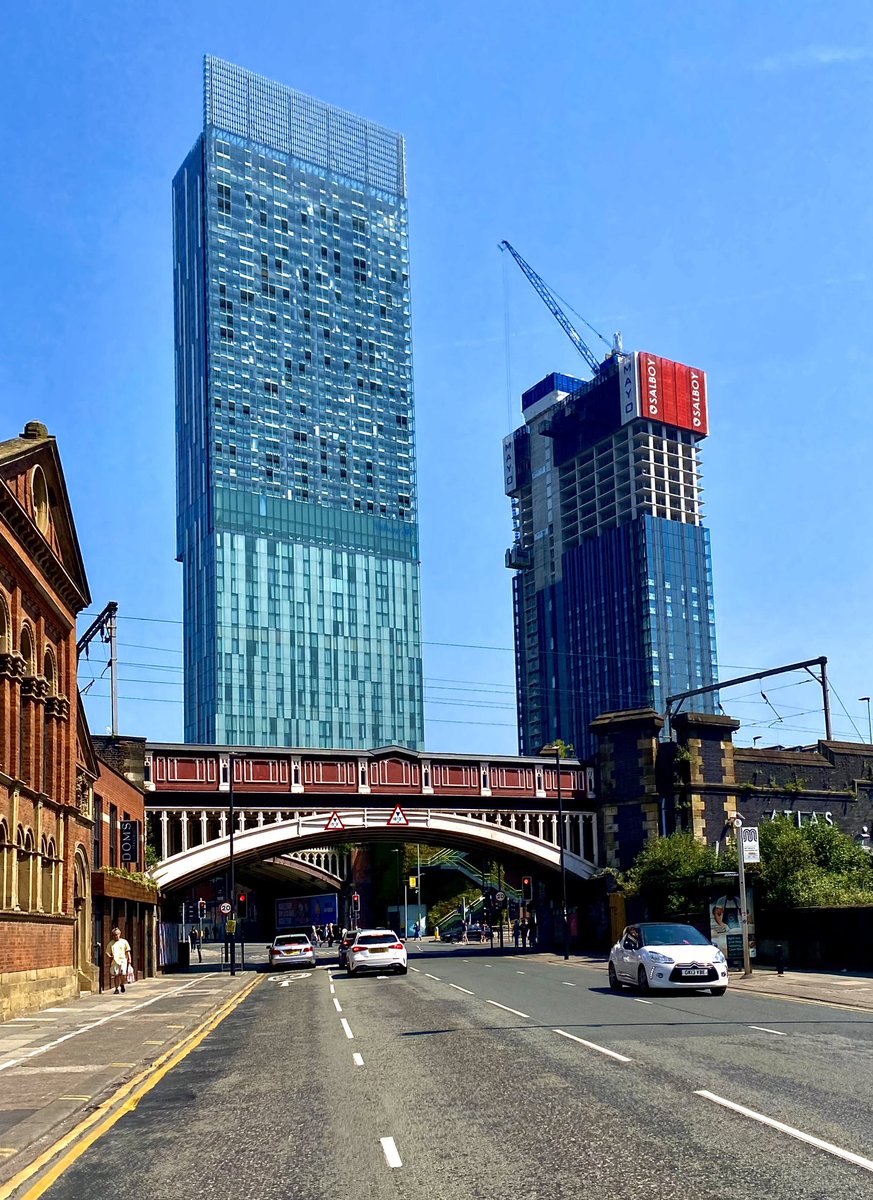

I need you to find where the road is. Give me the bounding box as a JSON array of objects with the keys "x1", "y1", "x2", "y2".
[{"x1": 30, "y1": 944, "x2": 873, "y2": 1199}]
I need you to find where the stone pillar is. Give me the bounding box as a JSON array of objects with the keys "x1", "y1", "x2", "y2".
[
  {"x1": 589, "y1": 708, "x2": 664, "y2": 871},
  {"x1": 672, "y1": 712, "x2": 741, "y2": 845}
]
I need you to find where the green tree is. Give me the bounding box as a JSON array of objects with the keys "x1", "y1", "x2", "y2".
[
  {"x1": 626, "y1": 832, "x2": 719, "y2": 919},
  {"x1": 754, "y1": 818, "x2": 873, "y2": 910}
]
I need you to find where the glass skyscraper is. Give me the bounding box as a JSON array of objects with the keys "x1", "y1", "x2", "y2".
[
  {"x1": 504, "y1": 356, "x2": 718, "y2": 759},
  {"x1": 173, "y1": 57, "x2": 424, "y2": 749}
]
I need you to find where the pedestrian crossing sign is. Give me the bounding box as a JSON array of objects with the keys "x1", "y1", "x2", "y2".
[
  {"x1": 386, "y1": 804, "x2": 409, "y2": 827},
  {"x1": 324, "y1": 811, "x2": 345, "y2": 831}
]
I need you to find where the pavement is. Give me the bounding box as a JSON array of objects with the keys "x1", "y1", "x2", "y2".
[{"x1": 0, "y1": 944, "x2": 258, "y2": 1198}]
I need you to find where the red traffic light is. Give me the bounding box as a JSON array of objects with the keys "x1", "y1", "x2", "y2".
[{"x1": 352, "y1": 892, "x2": 360, "y2": 903}]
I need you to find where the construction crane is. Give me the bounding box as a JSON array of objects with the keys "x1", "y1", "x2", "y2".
[{"x1": 499, "y1": 240, "x2": 620, "y2": 378}]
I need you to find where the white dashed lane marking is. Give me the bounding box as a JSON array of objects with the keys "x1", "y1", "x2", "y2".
[
  {"x1": 695, "y1": 1090, "x2": 873, "y2": 1172},
  {"x1": 353, "y1": 1052, "x2": 364, "y2": 1067},
  {"x1": 553, "y1": 1029, "x2": 632, "y2": 1063},
  {"x1": 487, "y1": 1000, "x2": 530, "y2": 1019},
  {"x1": 450, "y1": 984, "x2": 474, "y2": 995},
  {"x1": 381, "y1": 1137, "x2": 403, "y2": 1168},
  {"x1": 340, "y1": 1019, "x2": 354, "y2": 1040},
  {"x1": 748, "y1": 1025, "x2": 786, "y2": 1036}
]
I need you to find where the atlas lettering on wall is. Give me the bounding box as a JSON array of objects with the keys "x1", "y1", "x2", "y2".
[{"x1": 768, "y1": 809, "x2": 834, "y2": 827}]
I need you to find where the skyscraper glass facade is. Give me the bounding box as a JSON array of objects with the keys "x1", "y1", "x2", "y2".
[
  {"x1": 504, "y1": 362, "x2": 718, "y2": 759},
  {"x1": 174, "y1": 58, "x2": 424, "y2": 749}
]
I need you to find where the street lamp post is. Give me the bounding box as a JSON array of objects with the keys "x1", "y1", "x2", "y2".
[
  {"x1": 541, "y1": 743, "x2": 569, "y2": 961},
  {"x1": 860, "y1": 697, "x2": 872, "y2": 746},
  {"x1": 228, "y1": 753, "x2": 236, "y2": 977}
]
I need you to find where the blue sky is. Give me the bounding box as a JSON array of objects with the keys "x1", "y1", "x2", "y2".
[{"x1": 3, "y1": 1, "x2": 873, "y2": 752}]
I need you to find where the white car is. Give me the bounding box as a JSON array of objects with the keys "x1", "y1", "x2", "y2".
[
  {"x1": 608, "y1": 922, "x2": 728, "y2": 995},
  {"x1": 346, "y1": 929, "x2": 407, "y2": 977},
  {"x1": 267, "y1": 933, "x2": 316, "y2": 970}
]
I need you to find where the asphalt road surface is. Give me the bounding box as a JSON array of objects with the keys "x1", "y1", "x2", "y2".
[{"x1": 35, "y1": 945, "x2": 873, "y2": 1199}]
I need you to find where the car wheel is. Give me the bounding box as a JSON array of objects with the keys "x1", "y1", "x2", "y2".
[
  {"x1": 710, "y1": 986, "x2": 726, "y2": 996},
  {"x1": 637, "y1": 966, "x2": 650, "y2": 994},
  {"x1": 396, "y1": 965, "x2": 408, "y2": 975},
  {"x1": 608, "y1": 962, "x2": 622, "y2": 991}
]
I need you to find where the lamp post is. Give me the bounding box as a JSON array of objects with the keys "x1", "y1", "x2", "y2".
[
  {"x1": 860, "y1": 697, "x2": 872, "y2": 746},
  {"x1": 228, "y1": 753, "x2": 236, "y2": 976},
  {"x1": 541, "y1": 742, "x2": 569, "y2": 961}
]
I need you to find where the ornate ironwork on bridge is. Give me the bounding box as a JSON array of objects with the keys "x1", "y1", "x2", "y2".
[{"x1": 145, "y1": 744, "x2": 599, "y2": 892}]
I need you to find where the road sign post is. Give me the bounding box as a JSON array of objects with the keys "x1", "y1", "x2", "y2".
[{"x1": 730, "y1": 814, "x2": 753, "y2": 977}]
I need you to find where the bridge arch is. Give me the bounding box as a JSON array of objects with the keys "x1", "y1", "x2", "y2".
[{"x1": 153, "y1": 805, "x2": 597, "y2": 893}]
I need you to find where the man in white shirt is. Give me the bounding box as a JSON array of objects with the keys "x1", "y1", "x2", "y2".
[{"x1": 107, "y1": 927, "x2": 132, "y2": 995}]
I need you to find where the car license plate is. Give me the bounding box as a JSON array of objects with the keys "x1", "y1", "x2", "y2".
[
  {"x1": 370, "y1": 947, "x2": 387, "y2": 954},
  {"x1": 681, "y1": 968, "x2": 707, "y2": 977}
]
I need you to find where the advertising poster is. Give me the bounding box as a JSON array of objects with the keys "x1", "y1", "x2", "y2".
[
  {"x1": 277, "y1": 894, "x2": 339, "y2": 930},
  {"x1": 709, "y1": 890, "x2": 756, "y2": 964}
]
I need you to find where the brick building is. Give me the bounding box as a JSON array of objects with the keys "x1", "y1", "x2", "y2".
[
  {"x1": 0, "y1": 422, "x2": 155, "y2": 1019},
  {"x1": 91, "y1": 736, "x2": 155, "y2": 990}
]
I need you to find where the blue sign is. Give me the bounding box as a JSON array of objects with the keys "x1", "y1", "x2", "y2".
[{"x1": 276, "y1": 894, "x2": 338, "y2": 930}]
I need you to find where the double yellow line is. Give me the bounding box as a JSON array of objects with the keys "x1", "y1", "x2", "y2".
[{"x1": 1, "y1": 974, "x2": 261, "y2": 1200}]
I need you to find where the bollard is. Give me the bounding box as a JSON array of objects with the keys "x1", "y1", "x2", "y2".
[{"x1": 776, "y1": 943, "x2": 785, "y2": 976}]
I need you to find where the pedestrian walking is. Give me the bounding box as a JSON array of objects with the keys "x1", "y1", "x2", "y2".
[
  {"x1": 461, "y1": 919, "x2": 469, "y2": 945},
  {"x1": 107, "y1": 927, "x2": 132, "y2": 995},
  {"x1": 528, "y1": 922, "x2": 537, "y2": 950},
  {"x1": 413, "y1": 920, "x2": 422, "y2": 944},
  {"x1": 311, "y1": 924, "x2": 321, "y2": 947},
  {"x1": 520, "y1": 920, "x2": 528, "y2": 948},
  {"x1": 189, "y1": 925, "x2": 202, "y2": 963},
  {"x1": 512, "y1": 919, "x2": 520, "y2": 949}
]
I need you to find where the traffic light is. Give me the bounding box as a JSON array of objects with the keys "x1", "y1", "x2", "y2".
[
  {"x1": 198, "y1": 898, "x2": 207, "y2": 920},
  {"x1": 521, "y1": 876, "x2": 533, "y2": 904},
  {"x1": 237, "y1": 893, "x2": 247, "y2": 919}
]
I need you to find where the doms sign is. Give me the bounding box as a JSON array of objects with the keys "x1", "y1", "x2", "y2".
[{"x1": 120, "y1": 819, "x2": 141, "y2": 865}]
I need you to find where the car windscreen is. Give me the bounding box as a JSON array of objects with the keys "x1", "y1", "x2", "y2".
[
  {"x1": 640, "y1": 924, "x2": 710, "y2": 947},
  {"x1": 357, "y1": 933, "x2": 398, "y2": 946},
  {"x1": 274, "y1": 935, "x2": 310, "y2": 946}
]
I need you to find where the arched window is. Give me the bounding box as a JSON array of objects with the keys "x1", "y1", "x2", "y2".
[
  {"x1": 43, "y1": 647, "x2": 56, "y2": 798},
  {"x1": 19, "y1": 626, "x2": 35, "y2": 786},
  {"x1": 16, "y1": 826, "x2": 34, "y2": 911},
  {"x1": 0, "y1": 594, "x2": 9, "y2": 776},
  {"x1": 40, "y1": 835, "x2": 57, "y2": 912},
  {"x1": 0, "y1": 820, "x2": 11, "y2": 909}
]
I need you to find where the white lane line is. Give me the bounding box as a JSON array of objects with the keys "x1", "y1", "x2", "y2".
[
  {"x1": 553, "y1": 1029, "x2": 632, "y2": 1063},
  {"x1": 561, "y1": 982, "x2": 576, "y2": 987},
  {"x1": 353, "y1": 1052, "x2": 364, "y2": 1067},
  {"x1": 0, "y1": 975, "x2": 217, "y2": 1074},
  {"x1": 695, "y1": 1090, "x2": 873, "y2": 1172},
  {"x1": 748, "y1": 1025, "x2": 786, "y2": 1036},
  {"x1": 340, "y1": 1018, "x2": 354, "y2": 1040},
  {"x1": 516, "y1": 971, "x2": 526, "y2": 975},
  {"x1": 425, "y1": 973, "x2": 441, "y2": 981},
  {"x1": 380, "y1": 1136, "x2": 403, "y2": 1168},
  {"x1": 487, "y1": 1000, "x2": 530, "y2": 1019},
  {"x1": 409, "y1": 966, "x2": 421, "y2": 973},
  {"x1": 333, "y1": 998, "x2": 343, "y2": 1013},
  {"x1": 635, "y1": 998, "x2": 653, "y2": 1005},
  {"x1": 449, "y1": 984, "x2": 475, "y2": 995}
]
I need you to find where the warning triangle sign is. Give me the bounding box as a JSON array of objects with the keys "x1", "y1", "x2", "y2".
[
  {"x1": 324, "y1": 811, "x2": 345, "y2": 832},
  {"x1": 386, "y1": 804, "x2": 409, "y2": 827}
]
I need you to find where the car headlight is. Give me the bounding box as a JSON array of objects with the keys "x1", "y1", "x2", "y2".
[
  {"x1": 645, "y1": 951, "x2": 675, "y2": 965},
  {"x1": 713, "y1": 950, "x2": 726, "y2": 964}
]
